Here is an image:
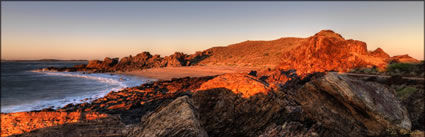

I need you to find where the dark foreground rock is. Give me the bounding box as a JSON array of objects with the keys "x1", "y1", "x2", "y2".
[
  {"x1": 2, "y1": 70, "x2": 421, "y2": 137},
  {"x1": 286, "y1": 72, "x2": 411, "y2": 136},
  {"x1": 128, "y1": 96, "x2": 208, "y2": 137}
]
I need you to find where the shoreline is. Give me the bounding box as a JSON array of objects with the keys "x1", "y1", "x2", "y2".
[
  {"x1": 3, "y1": 65, "x2": 248, "y2": 113},
  {"x1": 113, "y1": 65, "x2": 260, "y2": 81},
  {"x1": 1, "y1": 71, "x2": 149, "y2": 113}
]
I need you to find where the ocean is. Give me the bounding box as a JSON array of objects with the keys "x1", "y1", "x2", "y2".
[{"x1": 1, "y1": 61, "x2": 151, "y2": 113}]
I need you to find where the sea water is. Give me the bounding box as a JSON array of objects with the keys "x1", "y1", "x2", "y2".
[{"x1": 1, "y1": 61, "x2": 151, "y2": 113}]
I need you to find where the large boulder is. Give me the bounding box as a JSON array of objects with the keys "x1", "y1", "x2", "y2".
[
  {"x1": 402, "y1": 88, "x2": 424, "y2": 131},
  {"x1": 191, "y1": 88, "x2": 324, "y2": 137},
  {"x1": 289, "y1": 72, "x2": 411, "y2": 136},
  {"x1": 86, "y1": 60, "x2": 103, "y2": 69},
  {"x1": 128, "y1": 96, "x2": 208, "y2": 137},
  {"x1": 133, "y1": 51, "x2": 153, "y2": 63},
  {"x1": 102, "y1": 57, "x2": 119, "y2": 68},
  {"x1": 186, "y1": 51, "x2": 212, "y2": 65},
  {"x1": 198, "y1": 73, "x2": 269, "y2": 98},
  {"x1": 164, "y1": 52, "x2": 189, "y2": 67}
]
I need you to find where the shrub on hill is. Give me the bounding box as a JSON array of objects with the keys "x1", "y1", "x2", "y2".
[{"x1": 386, "y1": 61, "x2": 424, "y2": 77}]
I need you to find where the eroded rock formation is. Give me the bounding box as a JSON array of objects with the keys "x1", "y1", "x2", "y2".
[{"x1": 277, "y1": 30, "x2": 392, "y2": 77}]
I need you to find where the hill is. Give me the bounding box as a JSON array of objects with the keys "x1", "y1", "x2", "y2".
[{"x1": 39, "y1": 30, "x2": 419, "y2": 76}]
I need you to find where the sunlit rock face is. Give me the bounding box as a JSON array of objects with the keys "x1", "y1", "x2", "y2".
[
  {"x1": 198, "y1": 73, "x2": 269, "y2": 98},
  {"x1": 389, "y1": 54, "x2": 420, "y2": 63},
  {"x1": 1, "y1": 112, "x2": 109, "y2": 137},
  {"x1": 40, "y1": 30, "x2": 419, "y2": 74},
  {"x1": 278, "y1": 30, "x2": 393, "y2": 77}
]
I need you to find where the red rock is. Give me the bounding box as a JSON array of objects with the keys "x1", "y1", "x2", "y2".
[
  {"x1": 198, "y1": 73, "x2": 269, "y2": 98},
  {"x1": 277, "y1": 30, "x2": 390, "y2": 77},
  {"x1": 370, "y1": 48, "x2": 391, "y2": 58},
  {"x1": 86, "y1": 60, "x2": 103, "y2": 69},
  {"x1": 0, "y1": 112, "x2": 109, "y2": 136},
  {"x1": 389, "y1": 54, "x2": 420, "y2": 63}
]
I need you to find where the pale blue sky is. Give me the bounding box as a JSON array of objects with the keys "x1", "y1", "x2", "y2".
[{"x1": 1, "y1": 2, "x2": 423, "y2": 60}]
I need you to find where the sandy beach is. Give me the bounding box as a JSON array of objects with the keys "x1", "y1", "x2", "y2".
[{"x1": 114, "y1": 65, "x2": 260, "y2": 80}]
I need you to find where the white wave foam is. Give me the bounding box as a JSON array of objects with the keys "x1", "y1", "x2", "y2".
[
  {"x1": 2, "y1": 72, "x2": 151, "y2": 113},
  {"x1": 43, "y1": 72, "x2": 126, "y2": 87}
]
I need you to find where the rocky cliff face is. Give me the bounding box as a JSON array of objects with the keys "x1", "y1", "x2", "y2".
[
  {"x1": 370, "y1": 48, "x2": 391, "y2": 58},
  {"x1": 277, "y1": 30, "x2": 393, "y2": 77},
  {"x1": 3, "y1": 70, "x2": 420, "y2": 137}
]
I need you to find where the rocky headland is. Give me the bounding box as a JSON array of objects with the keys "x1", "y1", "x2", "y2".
[
  {"x1": 3, "y1": 30, "x2": 423, "y2": 137},
  {"x1": 37, "y1": 30, "x2": 418, "y2": 75}
]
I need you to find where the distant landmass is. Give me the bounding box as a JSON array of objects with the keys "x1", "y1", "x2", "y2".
[{"x1": 1, "y1": 59, "x2": 88, "y2": 62}]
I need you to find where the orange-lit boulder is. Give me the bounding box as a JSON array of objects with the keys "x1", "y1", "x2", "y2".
[{"x1": 199, "y1": 73, "x2": 269, "y2": 98}]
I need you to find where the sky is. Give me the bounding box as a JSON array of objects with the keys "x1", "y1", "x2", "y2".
[{"x1": 1, "y1": 2, "x2": 424, "y2": 60}]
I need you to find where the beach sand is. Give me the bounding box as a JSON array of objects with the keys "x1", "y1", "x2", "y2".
[{"x1": 114, "y1": 65, "x2": 260, "y2": 80}]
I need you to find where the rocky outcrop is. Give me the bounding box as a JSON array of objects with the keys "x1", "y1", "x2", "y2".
[
  {"x1": 258, "y1": 122, "x2": 338, "y2": 137},
  {"x1": 86, "y1": 57, "x2": 119, "y2": 70},
  {"x1": 163, "y1": 52, "x2": 188, "y2": 67},
  {"x1": 191, "y1": 88, "x2": 314, "y2": 137},
  {"x1": 40, "y1": 30, "x2": 419, "y2": 75},
  {"x1": 287, "y1": 72, "x2": 411, "y2": 136},
  {"x1": 389, "y1": 54, "x2": 420, "y2": 63},
  {"x1": 403, "y1": 89, "x2": 424, "y2": 131},
  {"x1": 278, "y1": 30, "x2": 392, "y2": 77},
  {"x1": 128, "y1": 96, "x2": 208, "y2": 137},
  {"x1": 58, "y1": 76, "x2": 214, "y2": 124},
  {"x1": 370, "y1": 48, "x2": 391, "y2": 58},
  {"x1": 8, "y1": 116, "x2": 126, "y2": 137},
  {"x1": 4, "y1": 70, "x2": 421, "y2": 137},
  {"x1": 40, "y1": 50, "x2": 213, "y2": 72},
  {"x1": 198, "y1": 73, "x2": 269, "y2": 98},
  {"x1": 1, "y1": 112, "x2": 109, "y2": 137}
]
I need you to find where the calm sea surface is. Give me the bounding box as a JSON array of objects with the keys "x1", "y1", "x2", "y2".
[{"x1": 1, "y1": 61, "x2": 150, "y2": 113}]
